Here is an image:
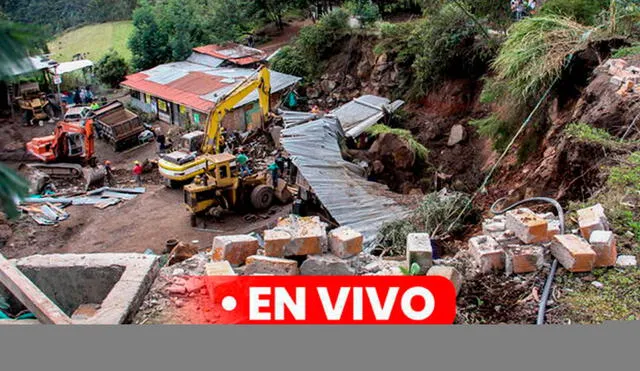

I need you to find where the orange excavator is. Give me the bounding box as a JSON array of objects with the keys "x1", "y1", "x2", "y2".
[
  {"x1": 25, "y1": 119, "x2": 104, "y2": 186},
  {"x1": 26, "y1": 119, "x2": 95, "y2": 164}
]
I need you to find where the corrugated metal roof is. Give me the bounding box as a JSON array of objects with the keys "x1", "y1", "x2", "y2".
[
  {"x1": 281, "y1": 116, "x2": 410, "y2": 248},
  {"x1": 330, "y1": 95, "x2": 405, "y2": 137},
  {"x1": 193, "y1": 43, "x2": 267, "y2": 65},
  {"x1": 186, "y1": 52, "x2": 224, "y2": 68},
  {"x1": 56, "y1": 59, "x2": 93, "y2": 74},
  {"x1": 4, "y1": 55, "x2": 57, "y2": 77},
  {"x1": 122, "y1": 62, "x2": 300, "y2": 112}
]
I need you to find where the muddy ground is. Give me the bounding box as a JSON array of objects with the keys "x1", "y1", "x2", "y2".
[{"x1": 0, "y1": 118, "x2": 290, "y2": 259}]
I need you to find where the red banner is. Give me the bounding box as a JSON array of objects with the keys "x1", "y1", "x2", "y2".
[{"x1": 185, "y1": 276, "x2": 456, "y2": 324}]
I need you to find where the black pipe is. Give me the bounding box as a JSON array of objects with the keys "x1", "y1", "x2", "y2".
[{"x1": 490, "y1": 197, "x2": 565, "y2": 325}]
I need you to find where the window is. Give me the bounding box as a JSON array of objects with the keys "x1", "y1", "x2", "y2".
[
  {"x1": 193, "y1": 112, "x2": 200, "y2": 125},
  {"x1": 219, "y1": 165, "x2": 228, "y2": 179},
  {"x1": 144, "y1": 94, "x2": 151, "y2": 104},
  {"x1": 179, "y1": 105, "x2": 186, "y2": 114},
  {"x1": 130, "y1": 90, "x2": 141, "y2": 100},
  {"x1": 158, "y1": 99, "x2": 168, "y2": 112}
]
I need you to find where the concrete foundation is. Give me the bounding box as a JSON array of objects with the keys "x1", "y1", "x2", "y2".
[{"x1": 0, "y1": 253, "x2": 159, "y2": 324}]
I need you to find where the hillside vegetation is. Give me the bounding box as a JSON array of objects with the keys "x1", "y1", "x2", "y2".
[
  {"x1": 0, "y1": 0, "x2": 136, "y2": 34},
  {"x1": 48, "y1": 21, "x2": 133, "y2": 62}
]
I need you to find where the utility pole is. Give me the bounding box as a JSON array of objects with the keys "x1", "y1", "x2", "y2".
[{"x1": 52, "y1": 63, "x2": 64, "y2": 117}]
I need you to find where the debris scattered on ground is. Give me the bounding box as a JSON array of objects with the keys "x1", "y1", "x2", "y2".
[{"x1": 18, "y1": 187, "x2": 146, "y2": 225}]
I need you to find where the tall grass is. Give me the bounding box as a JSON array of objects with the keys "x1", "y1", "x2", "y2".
[{"x1": 492, "y1": 15, "x2": 595, "y2": 103}]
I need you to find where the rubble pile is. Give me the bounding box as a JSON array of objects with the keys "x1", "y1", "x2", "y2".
[
  {"x1": 462, "y1": 204, "x2": 634, "y2": 277},
  {"x1": 604, "y1": 58, "x2": 640, "y2": 96}
]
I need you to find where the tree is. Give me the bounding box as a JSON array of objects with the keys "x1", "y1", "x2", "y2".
[
  {"x1": 0, "y1": 19, "x2": 31, "y2": 219},
  {"x1": 128, "y1": 0, "x2": 171, "y2": 70},
  {"x1": 95, "y1": 49, "x2": 129, "y2": 88},
  {"x1": 344, "y1": 0, "x2": 381, "y2": 26}
]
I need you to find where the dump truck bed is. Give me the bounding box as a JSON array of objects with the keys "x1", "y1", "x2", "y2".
[{"x1": 94, "y1": 101, "x2": 144, "y2": 151}]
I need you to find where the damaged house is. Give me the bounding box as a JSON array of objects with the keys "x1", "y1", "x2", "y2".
[{"x1": 121, "y1": 43, "x2": 301, "y2": 131}]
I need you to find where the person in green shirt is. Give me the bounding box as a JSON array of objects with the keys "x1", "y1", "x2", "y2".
[
  {"x1": 236, "y1": 148, "x2": 250, "y2": 177},
  {"x1": 267, "y1": 162, "x2": 279, "y2": 187}
]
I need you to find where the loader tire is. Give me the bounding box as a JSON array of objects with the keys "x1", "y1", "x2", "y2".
[{"x1": 250, "y1": 185, "x2": 274, "y2": 210}]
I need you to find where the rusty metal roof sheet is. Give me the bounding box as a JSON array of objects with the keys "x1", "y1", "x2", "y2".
[
  {"x1": 122, "y1": 63, "x2": 300, "y2": 112},
  {"x1": 280, "y1": 115, "x2": 410, "y2": 249},
  {"x1": 193, "y1": 43, "x2": 267, "y2": 65}
]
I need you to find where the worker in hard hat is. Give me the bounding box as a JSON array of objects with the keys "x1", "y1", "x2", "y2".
[
  {"x1": 132, "y1": 160, "x2": 143, "y2": 187},
  {"x1": 104, "y1": 160, "x2": 115, "y2": 186}
]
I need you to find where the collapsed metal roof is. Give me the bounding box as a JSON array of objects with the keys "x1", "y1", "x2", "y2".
[
  {"x1": 281, "y1": 115, "x2": 410, "y2": 249},
  {"x1": 329, "y1": 95, "x2": 405, "y2": 137},
  {"x1": 279, "y1": 95, "x2": 405, "y2": 138}
]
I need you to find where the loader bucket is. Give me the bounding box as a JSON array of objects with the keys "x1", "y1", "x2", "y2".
[{"x1": 83, "y1": 166, "x2": 107, "y2": 190}]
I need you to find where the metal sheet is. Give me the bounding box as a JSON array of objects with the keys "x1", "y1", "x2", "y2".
[
  {"x1": 329, "y1": 95, "x2": 405, "y2": 137},
  {"x1": 281, "y1": 117, "x2": 410, "y2": 249}
]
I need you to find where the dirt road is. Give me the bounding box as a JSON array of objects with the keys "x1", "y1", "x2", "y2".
[{"x1": 1, "y1": 118, "x2": 289, "y2": 259}]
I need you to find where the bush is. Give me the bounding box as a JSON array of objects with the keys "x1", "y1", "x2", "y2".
[
  {"x1": 410, "y1": 4, "x2": 495, "y2": 95},
  {"x1": 375, "y1": 190, "x2": 474, "y2": 256},
  {"x1": 540, "y1": 0, "x2": 610, "y2": 25},
  {"x1": 564, "y1": 122, "x2": 619, "y2": 148},
  {"x1": 95, "y1": 49, "x2": 129, "y2": 88},
  {"x1": 375, "y1": 21, "x2": 419, "y2": 64},
  {"x1": 613, "y1": 43, "x2": 640, "y2": 58},
  {"x1": 270, "y1": 46, "x2": 309, "y2": 78},
  {"x1": 344, "y1": 0, "x2": 381, "y2": 26},
  {"x1": 287, "y1": 8, "x2": 350, "y2": 78}
]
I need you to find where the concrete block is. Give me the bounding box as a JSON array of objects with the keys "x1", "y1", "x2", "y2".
[
  {"x1": 616, "y1": 255, "x2": 637, "y2": 267},
  {"x1": 505, "y1": 245, "x2": 544, "y2": 275},
  {"x1": 547, "y1": 220, "x2": 561, "y2": 240},
  {"x1": 277, "y1": 216, "x2": 326, "y2": 256},
  {"x1": 300, "y1": 254, "x2": 355, "y2": 276},
  {"x1": 494, "y1": 230, "x2": 521, "y2": 247},
  {"x1": 426, "y1": 266, "x2": 462, "y2": 296},
  {"x1": 263, "y1": 229, "x2": 292, "y2": 258},
  {"x1": 469, "y1": 236, "x2": 504, "y2": 273},
  {"x1": 212, "y1": 235, "x2": 259, "y2": 266},
  {"x1": 328, "y1": 226, "x2": 363, "y2": 258},
  {"x1": 406, "y1": 233, "x2": 433, "y2": 274},
  {"x1": 244, "y1": 255, "x2": 299, "y2": 276},
  {"x1": 505, "y1": 208, "x2": 549, "y2": 244},
  {"x1": 204, "y1": 261, "x2": 236, "y2": 276},
  {"x1": 589, "y1": 230, "x2": 617, "y2": 267},
  {"x1": 482, "y1": 221, "x2": 506, "y2": 235},
  {"x1": 551, "y1": 235, "x2": 597, "y2": 272},
  {"x1": 577, "y1": 204, "x2": 609, "y2": 240}
]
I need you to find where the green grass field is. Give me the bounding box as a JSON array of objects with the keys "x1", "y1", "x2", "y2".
[{"x1": 48, "y1": 21, "x2": 134, "y2": 63}]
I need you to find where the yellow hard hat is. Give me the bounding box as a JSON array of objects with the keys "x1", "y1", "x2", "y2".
[{"x1": 134, "y1": 160, "x2": 140, "y2": 165}]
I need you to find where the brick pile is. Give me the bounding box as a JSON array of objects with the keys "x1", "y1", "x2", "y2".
[
  {"x1": 466, "y1": 204, "x2": 632, "y2": 276},
  {"x1": 208, "y1": 215, "x2": 364, "y2": 276},
  {"x1": 603, "y1": 58, "x2": 640, "y2": 96}
]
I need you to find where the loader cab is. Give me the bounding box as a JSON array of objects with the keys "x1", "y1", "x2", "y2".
[{"x1": 179, "y1": 131, "x2": 205, "y2": 152}]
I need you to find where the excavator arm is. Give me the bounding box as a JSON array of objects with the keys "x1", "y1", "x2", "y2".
[{"x1": 201, "y1": 66, "x2": 271, "y2": 154}]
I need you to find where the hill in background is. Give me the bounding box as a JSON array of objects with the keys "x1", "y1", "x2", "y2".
[{"x1": 48, "y1": 21, "x2": 133, "y2": 63}]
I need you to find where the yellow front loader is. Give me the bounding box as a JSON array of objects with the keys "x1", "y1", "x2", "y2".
[{"x1": 158, "y1": 67, "x2": 271, "y2": 188}]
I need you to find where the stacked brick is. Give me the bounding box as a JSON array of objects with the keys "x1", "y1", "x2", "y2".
[
  {"x1": 468, "y1": 204, "x2": 625, "y2": 276},
  {"x1": 209, "y1": 215, "x2": 364, "y2": 276}
]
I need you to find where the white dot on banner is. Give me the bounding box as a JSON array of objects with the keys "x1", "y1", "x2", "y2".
[{"x1": 221, "y1": 296, "x2": 237, "y2": 311}]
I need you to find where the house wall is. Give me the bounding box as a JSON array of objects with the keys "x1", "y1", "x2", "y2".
[{"x1": 127, "y1": 89, "x2": 288, "y2": 131}]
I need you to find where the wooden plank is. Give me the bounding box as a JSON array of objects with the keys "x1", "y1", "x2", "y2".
[{"x1": 0, "y1": 254, "x2": 72, "y2": 324}]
